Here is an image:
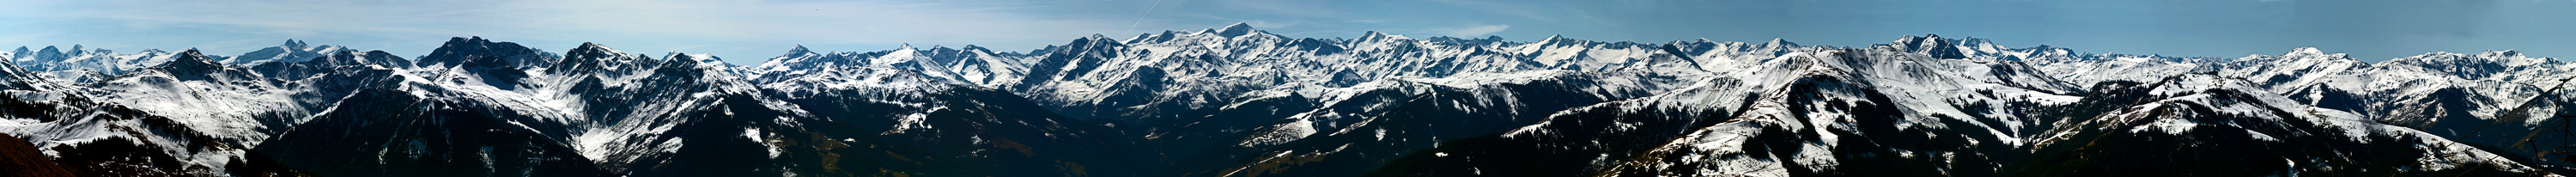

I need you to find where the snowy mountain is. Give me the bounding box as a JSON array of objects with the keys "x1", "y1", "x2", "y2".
[
  {"x1": 1162, "y1": 70, "x2": 1680, "y2": 176},
  {"x1": 8, "y1": 23, "x2": 2576, "y2": 176},
  {"x1": 1372, "y1": 35, "x2": 2084, "y2": 176},
  {"x1": 0, "y1": 52, "x2": 302, "y2": 176},
  {"x1": 77, "y1": 50, "x2": 313, "y2": 146},
  {"x1": 2437, "y1": 74, "x2": 2576, "y2": 172},
  {"x1": 2015, "y1": 73, "x2": 2543, "y2": 176},
  {"x1": 222, "y1": 40, "x2": 349, "y2": 65},
  {"x1": 2250, "y1": 49, "x2": 2565, "y2": 136},
  {"x1": 8, "y1": 46, "x2": 213, "y2": 76},
  {"x1": 751, "y1": 44, "x2": 1029, "y2": 88},
  {"x1": 753, "y1": 64, "x2": 1141, "y2": 176}
]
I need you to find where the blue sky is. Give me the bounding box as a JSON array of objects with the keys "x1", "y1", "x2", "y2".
[{"x1": 3, "y1": 0, "x2": 2571, "y2": 64}]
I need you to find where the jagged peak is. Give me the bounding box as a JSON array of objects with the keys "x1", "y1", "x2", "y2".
[
  {"x1": 305, "y1": 50, "x2": 368, "y2": 65},
  {"x1": 923, "y1": 45, "x2": 958, "y2": 52},
  {"x1": 445, "y1": 36, "x2": 493, "y2": 46},
  {"x1": 569, "y1": 42, "x2": 624, "y2": 56},
  {"x1": 421, "y1": 36, "x2": 558, "y2": 68},
  {"x1": 36, "y1": 46, "x2": 58, "y2": 53},
  {"x1": 1761, "y1": 38, "x2": 1796, "y2": 46},
  {"x1": 1959, "y1": 36, "x2": 1993, "y2": 46},
  {"x1": 787, "y1": 45, "x2": 811, "y2": 54},
  {"x1": 429, "y1": 36, "x2": 539, "y2": 56},
  {"x1": 1215, "y1": 22, "x2": 1259, "y2": 37},
  {"x1": 330, "y1": 49, "x2": 362, "y2": 56},
  {"x1": 1883, "y1": 34, "x2": 1967, "y2": 58},
  {"x1": 896, "y1": 43, "x2": 917, "y2": 51},
  {"x1": 577, "y1": 42, "x2": 611, "y2": 50},
  {"x1": 1683, "y1": 38, "x2": 1713, "y2": 44},
  {"x1": 156, "y1": 49, "x2": 226, "y2": 70},
  {"x1": 558, "y1": 42, "x2": 645, "y2": 65},
  {"x1": 1357, "y1": 31, "x2": 1413, "y2": 42},
  {"x1": 1070, "y1": 34, "x2": 1127, "y2": 48},
  {"x1": 2482, "y1": 49, "x2": 2524, "y2": 58},
  {"x1": 362, "y1": 50, "x2": 397, "y2": 58},
  {"x1": 1892, "y1": 34, "x2": 1947, "y2": 46},
  {"x1": 1127, "y1": 33, "x2": 1158, "y2": 44},
  {"x1": 2142, "y1": 73, "x2": 2273, "y2": 98},
  {"x1": 663, "y1": 52, "x2": 718, "y2": 65},
  {"x1": 282, "y1": 39, "x2": 309, "y2": 49}
]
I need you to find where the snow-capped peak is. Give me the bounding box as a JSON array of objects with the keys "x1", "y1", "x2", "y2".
[
  {"x1": 665, "y1": 52, "x2": 730, "y2": 69},
  {"x1": 224, "y1": 39, "x2": 348, "y2": 64},
  {"x1": 157, "y1": 49, "x2": 223, "y2": 70},
  {"x1": 787, "y1": 45, "x2": 812, "y2": 55},
  {"x1": 1887, "y1": 34, "x2": 1965, "y2": 58},
  {"x1": 2481, "y1": 49, "x2": 2528, "y2": 58},
  {"x1": 577, "y1": 42, "x2": 616, "y2": 52},
  {"x1": 1539, "y1": 34, "x2": 1566, "y2": 44},
  {"x1": 2285, "y1": 47, "x2": 2331, "y2": 57},
  {"x1": 1762, "y1": 38, "x2": 1795, "y2": 46},
  {"x1": 1214, "y1": 22, "x2": 1260, "y2": 37},
  {"x1": 1358, "y1": 31, "x2": 1412, "y2": 42},
  {"x1": 418, "y1": 36, "x2": 557, "y2": 69},
  {"x1": 567, "y1": 42, "x2": 630, "y2": 61}
]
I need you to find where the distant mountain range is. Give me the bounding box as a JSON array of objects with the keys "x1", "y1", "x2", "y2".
[{"x1": 1, "y1": 23, "x2": 2570, "y2": 176}]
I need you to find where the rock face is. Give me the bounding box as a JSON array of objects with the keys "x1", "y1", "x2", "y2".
[{"x1": 9, "y1": 23, "x2": 2576, "y2": 176}]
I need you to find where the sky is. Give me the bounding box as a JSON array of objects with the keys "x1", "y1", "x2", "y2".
[{"x1": 2, "y1": 0, "x2": 2572, "y2": 64}]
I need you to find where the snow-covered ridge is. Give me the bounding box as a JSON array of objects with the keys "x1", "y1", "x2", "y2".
[
  {"x1": 5, "y1": 23, "x2": 2576, "y2": 176},
  {"x1": 223, "y1": 40, "x2": 349, "y2": 64},
  {"x1": 2024, "y1": 73, "x2": 2545, "y2": 175}
]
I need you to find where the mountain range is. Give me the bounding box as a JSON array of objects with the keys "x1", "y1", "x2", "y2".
[{"x1": 1, "y1": 23, "x2": 2571, "y2": 176}]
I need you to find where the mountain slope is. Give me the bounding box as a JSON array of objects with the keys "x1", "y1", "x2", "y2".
[
  {"x1": 2012, "y1": 73, "x2": 2545, "y2": 176},
  {"x1": 76, "y1": 50, "x2": 310, "y2": 146},
  {"x1": 754, "y1": 64, "x2": 1139, "y2": 176},
  {"x1": 223, "y1": 40, "x2": 348, "y2": 65},
  {"x1": 1369, "y1": 34, "x2": 2083, "y2": 176},
  {"x1": 256, "y1": 88, "x2": 606, "y2": 177},
  {"x1": 0, "y1": 55, "x2": 301, "y2": 176},
  {"x1": 1164, "y1": 70, "x2": 1677, "y2": 177}
]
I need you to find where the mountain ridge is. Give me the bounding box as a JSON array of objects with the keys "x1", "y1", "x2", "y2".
[{"x1": 4, "y1": 23, "x2": 2576, "y2": 176}]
